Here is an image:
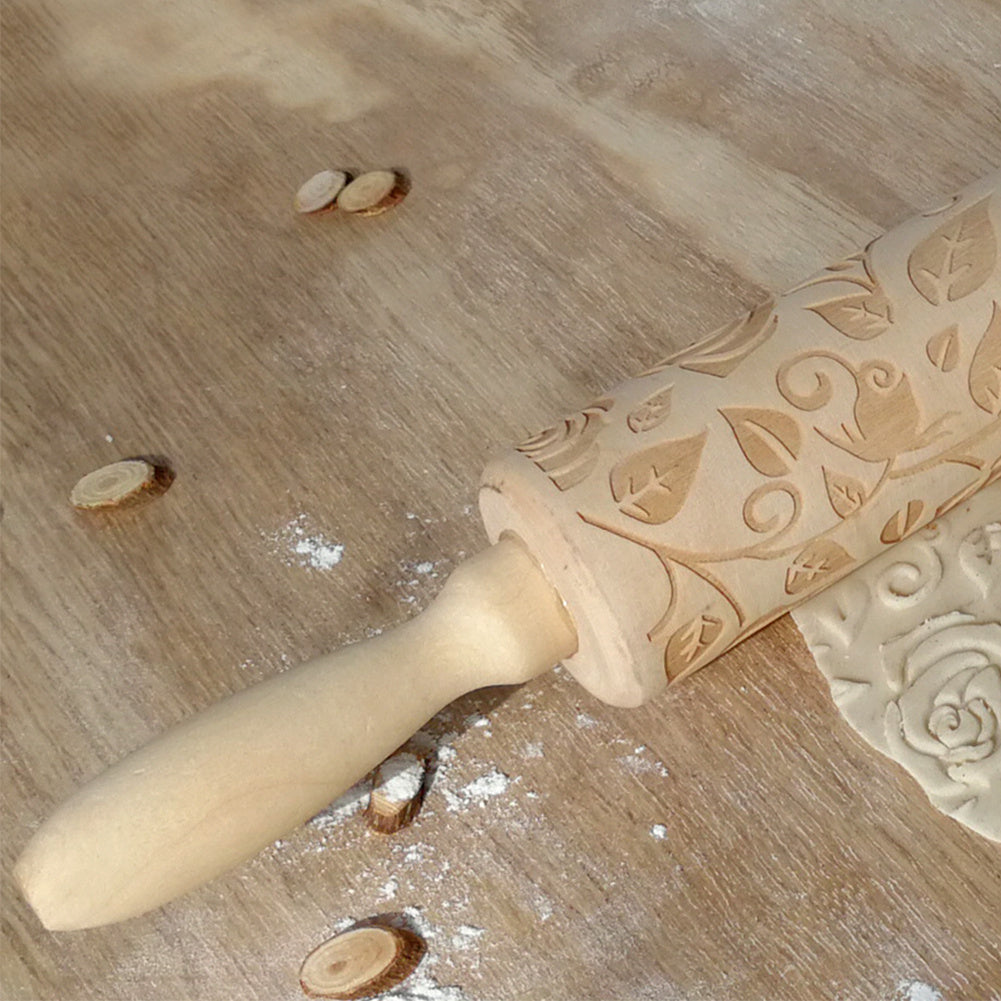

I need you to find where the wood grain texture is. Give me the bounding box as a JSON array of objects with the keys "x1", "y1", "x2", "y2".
[{"x1": 2, "y1": 0, "x2": 1000, "y2": 997}]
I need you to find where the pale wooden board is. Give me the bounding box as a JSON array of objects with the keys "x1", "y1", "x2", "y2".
[{"x1": 2, "y1": 0, "x2": 1000, "y2": 997}]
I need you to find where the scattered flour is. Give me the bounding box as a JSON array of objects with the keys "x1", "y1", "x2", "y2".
[
  {"x1": 405, "y1": 906, "x2": 436, "y2": 937},
  {"x1": 444, "y1": 768, "x2": 511, "y2": 812},
  {"x1": 522, "y1": 742, "x2": 544, "y2": 759},
  {"x1": 269, "y1": 514, "x2": 344, "y2": 570},
  {"x1": 293, "y1": 536, "x2": 344, "y2": 569},
  {"x1": 650, "y1": 824, "x2": 668, "y2": 841},
  {"x1": 310, "y1": 777, "x2": 372, "y2": 830},
  {"x1": 377, "y1": 753, "x2": 425, "y2": 803},
  {"x1": 413, "y1": 719, "x2": 533, "y2": 826},
  {"x1": 402, "y1": 844, "x2": 431, "y2": 865},
  {"x1": 385, "y1": 980, "x2": 470, "y2": 1001},
  {"x1": 379, "y1": 908, "x2": 472, "y2": 1001},
  {"x1": 897, "y1": 981, "x2": 944, "y2": 1001},
  {"x1": 379, "y1": 877, "x2": 399, "y2": 900},
  {"x1": 533, "y1": 894, "x2": 554, "y2": 921},
  {"x1": 450, "y1": 925, "x2": 485, "y2": 950},
  {"x1": 395, "y1": 557, "x2": 447, "y2": 605},
  {"x1": 620, "y1": 753, "x2": 670, "y2": 778},
  {"x1": 575, "y1": 713, "x2": 599, "y2": 729}
]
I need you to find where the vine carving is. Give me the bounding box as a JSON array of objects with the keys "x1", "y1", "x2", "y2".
[{"x1": 507, "y1": 178, "x2": 1001, "y2": 683}]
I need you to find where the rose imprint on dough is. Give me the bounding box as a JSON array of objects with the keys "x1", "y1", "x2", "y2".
[{"x1": 792, "y1": 482, "x2": 1001, "y2": 842}]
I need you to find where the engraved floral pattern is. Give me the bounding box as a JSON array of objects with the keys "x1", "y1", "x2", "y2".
[
  {"x1": 608, "y1": 431, "x2": 707, "y2": 525},
  {"x1": 794, "y1": 241, "x2": 893, "y2": 340},
  {"x1": 643, "y1": 299, "x2": 777, "y2": 377},
  {"x1": 886, "y1": 621, "x2": 1001, "y2": 781},
  {"x1": 491, "y1": 174, "x2": 1001, "y2": 691},
  {"x1": 969, "y1": 301, "x2": 1001, "y2": 415},
  {"x1": 589, "y1": 183, "x2": 995, "y2": 680},
  {"x1": 792, "y1": 489, "x2": 1001, "y2": 842},
  {"x1": 907, "y1": 197, "x2": 998, "y2": 305},
  {"x1": 516, "y1": 398, "x2": 612, "y2": 490},
  {"x1": 627, "y1": 385, "x2": 674, "y2": 433}
]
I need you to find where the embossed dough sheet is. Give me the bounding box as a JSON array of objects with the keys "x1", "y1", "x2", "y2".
[{"x1": 792, "y1": 483, "x2": 1000, "y2": 842}]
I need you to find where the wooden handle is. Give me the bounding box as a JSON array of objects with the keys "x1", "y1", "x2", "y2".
[
  {"x1": 14, "y1": 539, "x2": 576, "y2": 931},
  {"x1": 482, "y1": 170, "x2": 1001, "y2": 706}
]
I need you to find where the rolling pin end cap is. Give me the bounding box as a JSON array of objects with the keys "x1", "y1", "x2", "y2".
[
  {"x1": 15, "y1": 836, "x2": 76, "y2": 931},
  {"x1": 479, "y1": 469, "x2": 667, "y2": 708},
  {"x1": 15, "y1": 823, "x2": 118, "y2": 932}
]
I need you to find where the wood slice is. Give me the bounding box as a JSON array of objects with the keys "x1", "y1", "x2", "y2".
[
  {"x1": 299, "y1": 923, "x2": 425, "y2": 999},
  {"x1": 365, "y1": 752, "x2": 426, "y2": 834},
  {"x1": 294, "y1": 170, "x2": 349, "y2": 214},
  {"x1": 335, "y1": 170, "x2": 408, "y2": 216},
  {"x1": 69, "y1": 460, "x2": 168, "y2": 510}
]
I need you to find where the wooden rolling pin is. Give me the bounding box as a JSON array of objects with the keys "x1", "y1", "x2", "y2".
[{"x1": 16, "y1": 171, "x2": 1001, "y2": 931}]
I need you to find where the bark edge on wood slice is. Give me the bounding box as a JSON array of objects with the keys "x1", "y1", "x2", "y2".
[
  {"x1": 335, "y1": 170, "x2": 409, "y2": 216},
  {"x1": 69, "y1": 459, "x2": 174, "y2": 510},
  {"x1": 299, "y1": 922, "x2": 426, "y2": 1000},
  {"x1": 294, "y1": 170, "x2": 349, "y2": 214},
  {"x1": 365, "y1": 751, "x2": 427, "y2": 834}
]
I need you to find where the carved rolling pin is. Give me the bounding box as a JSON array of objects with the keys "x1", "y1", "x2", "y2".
[{"x1": 17, "y1": 171, "x2": 1001, "y2": 932}]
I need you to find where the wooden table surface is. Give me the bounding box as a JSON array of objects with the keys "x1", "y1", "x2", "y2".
[{"x1": 3, "y1": 0, "x2": 1001, "y2": 998}]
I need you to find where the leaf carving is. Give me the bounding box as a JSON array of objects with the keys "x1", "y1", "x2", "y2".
[
  {"x1": 627, "y1": 386, "x2": 673, "y2": 433},
  {"x1": 822, "y1": 467, "x2": 867, "y2": 519},
  {"x1": 720, "y1": 406, "x2": 802, "y2": 477},
  {"x1": 925, "y1": 324, "x2": 961, "y2": 372},
  {"x1": 934, "y1": 465, "x2": 994, "y2": 519},
  {"x1": 908, "y1": 197, "x2": 998, "y2": 305},
  {"x1": 785, "y1": 242, "x2": 877, "y2": 296},
  {"x1": 785, "y1": 540, "x2": 853, "y2": 596},
  {"x1": 921, "y1": 194, "x2": 960, "y2": 217},
  {"x1": 825, "y1": 255, "x2": 865, "y2": 273},
  {"x1": 665, "y1": 613, "x2": 724, "y2": 678},
  {"x1": 649, "y1": 299, "x2": 777, "y2": 378},
  {"x1": 880, "y1": 500, "x2": 925, "y2": 544},
  {"x1": 516, "y1": 399, "x2": 612, "y2": 490},
  {"x1": 609, "y1": 431, "x2": 707, "y2": 524},
  {"x1": 808, "y1": 285, "x2": 892, "y2": 340},
  {"x1": 969, "y1": 300, "x2": 1001, "y2": 415}
]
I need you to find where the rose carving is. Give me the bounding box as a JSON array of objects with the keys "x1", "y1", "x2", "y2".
[
  {"x1": 792, "y1": 478, "x2": 1001, "y2": 841},
  {"x1": 928, "y1": 701, "x2": 996, "y2": 765},
  {"x1": 885, "y1": 621, "x2": 1001, "y2": 788}
]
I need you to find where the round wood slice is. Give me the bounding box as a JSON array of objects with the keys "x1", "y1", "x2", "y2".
[
  {"x1": 299, "y1": 924, "x2": 425, "y2": 1000},
  {"x1": 365, "y1": 752, "x2": 426, "y2": 834},
  {"x1": 335, "y1": 170, "x2": 408, "y2": 216},
  {"x1": 70, "y1": 460, "x2": 163, "y2": 509},
  {"x1": 294, "y1": 170, "x2": 349, "y2": 214}
]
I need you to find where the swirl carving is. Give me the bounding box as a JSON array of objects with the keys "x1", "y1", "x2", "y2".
[{"x1": 494, "y1": 174, "x2": 1001, "y2": 688}]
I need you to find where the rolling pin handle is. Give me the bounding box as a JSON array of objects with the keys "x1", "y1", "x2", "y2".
[{"x1": 14, "y1": 537, "x2": 577, "y2": 930}]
